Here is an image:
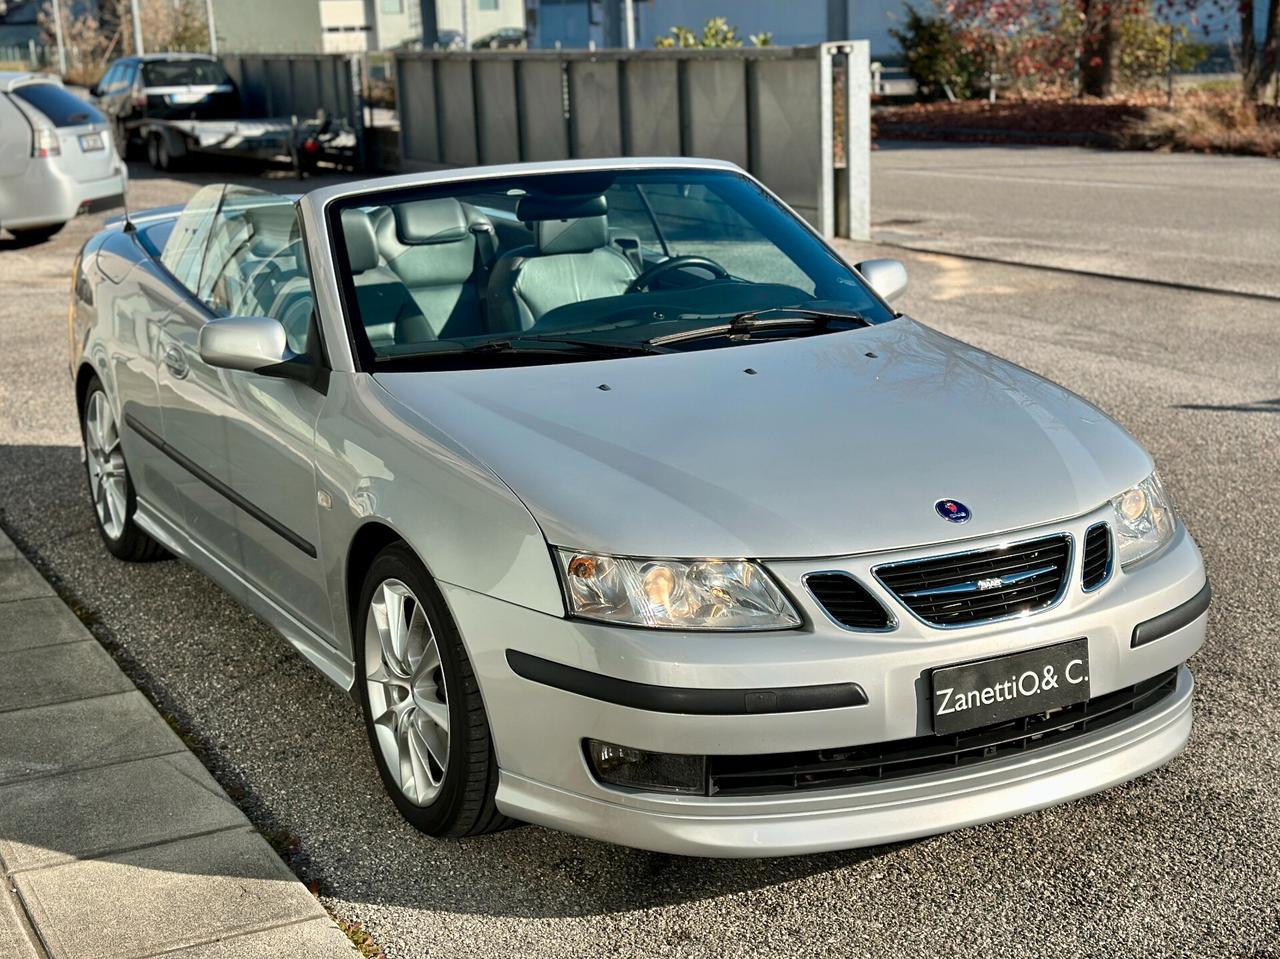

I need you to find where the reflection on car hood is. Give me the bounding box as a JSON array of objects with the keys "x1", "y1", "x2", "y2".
[{"x1": 372, "y1": 318, "x2": 1152, "y2": 559}]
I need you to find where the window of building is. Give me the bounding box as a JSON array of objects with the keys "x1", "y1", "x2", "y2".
[
  {"x1": 478, "y1": 0, "x2": 499, "y2": 10},
  {"x1": 381, "y1": 0, "x2": 404, "y2": 12}
]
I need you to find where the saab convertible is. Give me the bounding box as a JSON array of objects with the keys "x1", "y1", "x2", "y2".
[{"x1": 68, "y1": 158, "x2": 1209, "y2": 856}]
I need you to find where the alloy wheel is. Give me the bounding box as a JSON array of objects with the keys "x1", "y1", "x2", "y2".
[
  {"x1": 364, "y1": 578, "x2": 450, "y2": 806},
  {"x1": 84, "y1": 391, "x2": 127, "y2": 541}
]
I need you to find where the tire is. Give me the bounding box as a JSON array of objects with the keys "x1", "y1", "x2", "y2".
[
  {"x1": 80, "y1": 378, "x2": 167, "y2": 562},
  {"x1": 7, "y1": 224, "x2": 64, "y2": 246},
  {"x1": 146, "y1": 132, "x2": 167, "y2": 170},
  {"x1": 355, "y1": 542, "x2": 512, "y2": 838},
  {"x1": 146, "y1": 132, "x2": 176, "y2": 172}
]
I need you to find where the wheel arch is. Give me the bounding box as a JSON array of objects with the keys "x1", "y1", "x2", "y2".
[
  {"x1": 74, "y1": 360, "x2": 101, "y2": 416},
  {"x1": 345, "y1": 520, "x2": 427, "y2": 635}
]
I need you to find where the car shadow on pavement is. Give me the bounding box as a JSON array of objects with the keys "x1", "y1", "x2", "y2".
[{"x1": 0, "y1": 441, "x2": 913, "y2": 919}]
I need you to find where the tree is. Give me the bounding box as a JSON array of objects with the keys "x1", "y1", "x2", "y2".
[
  {"x1": 943, "y1": 0, "x2": 1264, "y2": 99},
  {"x1": 1240, "y1": 1, "x2": 1280, "y2": 98},
  {"x1": 1079, "y1": 0, "x2": 1122, "y2": 96}
]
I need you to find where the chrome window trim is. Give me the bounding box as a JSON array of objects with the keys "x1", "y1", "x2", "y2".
[
  {"x1": 801, "y1": 570, "x2": 899, "y2": 634},
  {"x1": 1081, "y1": 521, "x2": 1114, "y2": 593},
  {"x1": 872, "y1": 532, "x2": 1075, "y2": 631}
]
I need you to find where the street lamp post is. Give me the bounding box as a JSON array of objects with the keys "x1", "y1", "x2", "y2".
[
  {"x1": 130, "y1": 0, "x2": 145, "y2": 56},
  {"x1": 623, "y1": 0, "x2": 635, "y2": 49},
  {"x1": 205, "y1": 0, "x2": 218, "y2": 54},
  {"x1": 50, "y1": 0, "x2": 68, "y2": 75}
]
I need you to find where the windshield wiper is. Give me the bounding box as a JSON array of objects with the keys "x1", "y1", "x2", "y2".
[
  {"x1": 378, "y1": 335, "x2": 668, "y2": 363},
  {"x1": 647, "y1": 305, "x2": 868, "y2": 347}
]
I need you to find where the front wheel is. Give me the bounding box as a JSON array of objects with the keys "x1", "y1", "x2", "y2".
[
  {"x1": 356, "y1": 543, "x2": 512, "y2": 838},
  {"x1": 81, "y1": 378, "x2": 167, "y2": 562}
]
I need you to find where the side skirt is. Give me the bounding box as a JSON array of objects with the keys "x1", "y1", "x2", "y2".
[{"x1": 134, "y1": 502, "x2": 356, "y2": 693}]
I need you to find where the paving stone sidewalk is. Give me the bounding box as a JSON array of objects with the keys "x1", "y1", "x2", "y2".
[{"x1": 0, "y1": 528, "x2": 357, "y2": 959}]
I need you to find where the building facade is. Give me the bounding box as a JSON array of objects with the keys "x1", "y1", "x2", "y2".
[
  {"x1": 528, "y1": 0, "x2": 905, "y2": 59},
  {"x1": 213, "y1": 0, "x2": 324, "y2": 52}
]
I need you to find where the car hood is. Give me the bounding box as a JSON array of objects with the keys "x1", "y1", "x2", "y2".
[{"x1": 372, "y1": 318, "x2": 1152, "y2": 559}]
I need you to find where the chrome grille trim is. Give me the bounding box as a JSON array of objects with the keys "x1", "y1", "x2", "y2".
[{"x1": 873, "y1": 533, "x2": 1074, "y2": 630}]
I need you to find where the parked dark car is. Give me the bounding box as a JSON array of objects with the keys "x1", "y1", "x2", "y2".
[
  {"x1": 471, "y1": 27, "x2": 527, "y2": 49},
  {"x1": 92, "y1": 53, "x2": 240, "y2": 156}
]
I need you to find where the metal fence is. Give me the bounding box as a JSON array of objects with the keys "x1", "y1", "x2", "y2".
[{"x1": 394, "y1": 43, "x2": 870, "y2": 240}]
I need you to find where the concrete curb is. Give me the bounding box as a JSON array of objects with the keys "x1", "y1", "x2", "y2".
[{"x1": 0, "y1": 528, "x2": 358, "y2": 959}]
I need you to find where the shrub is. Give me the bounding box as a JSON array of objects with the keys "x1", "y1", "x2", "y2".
[
  {"x1": 891, "y1": 4, "x2": 988, "y2": 100},
  {"x1": 1116, "y1": 14, "x2": 1208, "y2": 87},
  {"x1": 655, "y1": 17, "x2": 771, "y2": 49}
]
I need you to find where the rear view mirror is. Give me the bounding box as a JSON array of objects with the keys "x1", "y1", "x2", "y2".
[
  {"x1": 855, "y1": 259, "x2": 908, "y2": 305},
  {"x1": 199, "y1": 316, "x2": 293, "y2": 372}
]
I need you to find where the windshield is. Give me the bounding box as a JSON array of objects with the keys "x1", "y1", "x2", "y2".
[
  {"x1": 11, "y1": 83, "x2": 103, "y2": 128},
  {"x1": 142, "y1": 60, "x2": 231, "y2": 87},
  {"x1": 329, "y1": 168, "x2": 896, "y2": 370}
]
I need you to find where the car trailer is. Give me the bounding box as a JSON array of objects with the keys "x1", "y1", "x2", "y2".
[{"x1": 134, "y1": 111, "x2": 358, "y2": 176}]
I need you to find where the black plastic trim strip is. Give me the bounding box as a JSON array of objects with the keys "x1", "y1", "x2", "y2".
[
  {"x1": 124, "y1": 413, "x2": 318, "y2": 558},
  {"x1": 1131, "y1": 580, "x2": 1210, "y2": 648},
  {"x1": 505, "y1": 649, "x2": 867, "y2": 715}
]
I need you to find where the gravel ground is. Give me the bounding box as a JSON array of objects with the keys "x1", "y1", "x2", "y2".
[{"x1": 0, "y1": 156, "x2": 1277, "y2": 958}]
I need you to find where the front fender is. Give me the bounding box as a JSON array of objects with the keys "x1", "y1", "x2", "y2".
[{"x1": 315, "y1": 372, "x2": 564, "y2": 660}]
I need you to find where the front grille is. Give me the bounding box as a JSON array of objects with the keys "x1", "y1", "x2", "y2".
[
  {"x1": 875, "y1": 534, "x2": 1071, "y2": 628},
  {"x1": 707, "y1": 669, "x2": 1178, "y2": 796},
  {"x1": 1082, "y1": 522, "x2": 1113, "y2": 591},
  {"x1": 805, "y1": 572, "x2": 893, "y2": 630}
]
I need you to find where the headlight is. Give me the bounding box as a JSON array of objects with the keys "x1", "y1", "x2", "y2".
[
  {"x1": 555, "y1": 549, "x2": 801, "y2": 630},
  {"x1": 1109, "y1": 472, "x2": 1176, "y2": 568}
]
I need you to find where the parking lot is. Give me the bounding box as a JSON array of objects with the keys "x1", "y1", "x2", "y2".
[{"x1": 1, "y1": 149, "x2": 1278, "y2": 957}]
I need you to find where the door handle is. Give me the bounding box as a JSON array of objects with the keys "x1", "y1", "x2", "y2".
[{"x1": 163, "y1": 345, "x2": 189, "y2": 379}]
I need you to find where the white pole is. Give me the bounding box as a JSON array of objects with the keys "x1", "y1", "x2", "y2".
[
  {"x1": 460, "y1": 0, "x2": 469, "y2": 48},
  {"x1": 51, "y1": 0, "x2": 68, "y2": 75},
  {"x1": 623, "y1": 0, "x2": 635, "y2": 49},
  {"x1": 205, "y1": 0, "x2": 218, "y2": 54},
  {"x1": 130, "y1": 0, "x2": 145, "y2": 56}
]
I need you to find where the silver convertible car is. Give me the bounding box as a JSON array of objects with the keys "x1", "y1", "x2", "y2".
[{"x1": 69, "y1": 158, "x2": 1209, "y2": 856}]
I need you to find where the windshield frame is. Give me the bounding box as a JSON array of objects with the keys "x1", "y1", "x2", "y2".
[{"x1": 324, "y1": 166, "x2": 897, "y2": 373}]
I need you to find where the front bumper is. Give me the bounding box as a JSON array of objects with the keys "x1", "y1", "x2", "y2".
[
  {"x1": 498, "y1": 666, "x2": 1193, "y2": 857},
  {"x1": 441, "y1": 513, "x2": 1208, "y2": 856}
]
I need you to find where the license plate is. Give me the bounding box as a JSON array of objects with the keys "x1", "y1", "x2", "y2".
[
  {"x1": 79, "y1": 132, "x2": 104, "y2": 152},
  {"x1": 930, "y1": 638, "x2": 1090, "y2": 735}
]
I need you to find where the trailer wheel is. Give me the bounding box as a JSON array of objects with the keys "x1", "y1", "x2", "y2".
[{"x1": 147, "y1": 133, "x2": 173, "y2": 172}]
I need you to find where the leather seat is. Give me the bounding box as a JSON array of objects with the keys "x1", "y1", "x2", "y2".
[
  {"x1": 487, "y1": 195, "x2": 636, "y2": 332},
  {"x1": 375, "y1": 198, "x2": 496, "y2": 339},
  {"x1": 341, "y1": 208, "x2": 434, "y2": 350}
]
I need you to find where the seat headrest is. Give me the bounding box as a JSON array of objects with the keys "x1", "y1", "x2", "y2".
[
  {"x1": 535, "y1": 216, "x2": 609, "y2": 255},
  {"x1": 395, "y1": 198, "x2": 471, "y2": 245},
  {"x1": 245, "y1": 204, "x2": 298, "y2": 255},
  {"x1": 341, "y1": 209, "x2": 380, "y2": 273}
]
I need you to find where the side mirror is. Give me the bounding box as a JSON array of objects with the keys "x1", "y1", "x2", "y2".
[
  {"x1": 88, "y1": 85, "x2": 100, "y2": 98},
  {"x1": 855, "y1": 259, "x2": 908, "y2": 305},
  {"x1": 198, "y1": 316, "x2": 293, "y2": 372}
]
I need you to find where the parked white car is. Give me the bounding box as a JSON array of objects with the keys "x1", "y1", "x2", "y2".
[{"x1": 0, "y1": 72, "x2": 126, "y2": 245}]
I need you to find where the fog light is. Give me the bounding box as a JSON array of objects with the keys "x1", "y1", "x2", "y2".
[{"x1": 585, "y1": 739, "x2": 706, "y2": 794}]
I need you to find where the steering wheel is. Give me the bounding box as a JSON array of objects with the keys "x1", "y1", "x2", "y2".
[{"x1": 625, "y1": 255, "x2": 730, "y2": 294}]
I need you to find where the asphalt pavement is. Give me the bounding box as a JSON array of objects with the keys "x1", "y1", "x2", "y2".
[
  {"x1": 0, "y1": 152, "x2": 1277, "y2": 958},
  {"x1": 873, "y1": 141, "x2": 1280, "y2": 299}
]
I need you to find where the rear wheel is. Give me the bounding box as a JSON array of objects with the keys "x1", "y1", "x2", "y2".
[
  {"x1": 356, "y1": 543, "x2": 512, "y2": 838},
  {"x1": 81, "y1": 378, "x2": 166, "y2": 562},
  {"x1": 7, "y1": 224, "x2": 63, "y2": 246},
  {"x1": 146, "y1": 132, "x2": 175, "y2": 172}
]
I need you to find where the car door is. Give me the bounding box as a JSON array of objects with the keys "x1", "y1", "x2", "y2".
[{"x1": 155, "y1": 186, "x2": 333, "y2": 638}]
